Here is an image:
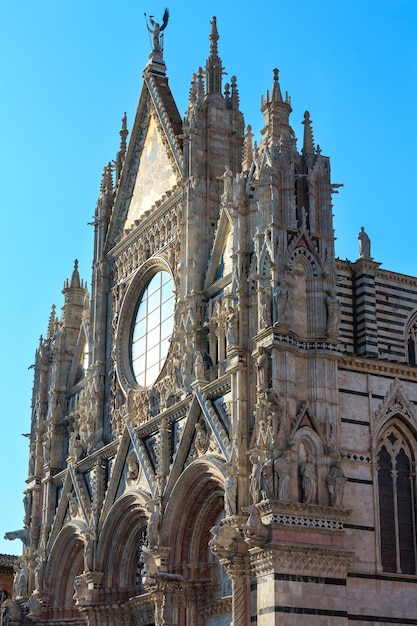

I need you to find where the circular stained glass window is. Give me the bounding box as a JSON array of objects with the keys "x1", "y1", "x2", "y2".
[{"x1": 131, "y1": 270, "x2": 175, "y2": 387}]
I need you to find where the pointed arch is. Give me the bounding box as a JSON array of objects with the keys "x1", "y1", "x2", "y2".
[
  {"x1": 160, "y1": 456, "x2": 230, "y2": 622},
  {"x1": 46, "y1": 523, "x2": 86, "y2": 610},
  {"x1": 373, "y1": 378, "x2": 417, "y2": 442},
  {"x1": 96, "y1": 492, "x2": 149, "y2": 596},
  {"x1": 161, "y1": 457, "x2": 225, "y2": 571},
  {"x1": 291, "y1": 420, "x2": 326, "y2": 505},
  {"x1": 375, "y1": 420, "x2": 417, "y2": 574}
]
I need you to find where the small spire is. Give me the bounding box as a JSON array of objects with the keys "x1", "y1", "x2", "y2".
[
  {"x1": 231, "y1": 76, "x2": 239, "y2": 110},
  {"x1": 105, "y1": 162, "x2": 114, "y2": 196},
  {"x1": 209, "y1": 16, "x2": 219, "y2": 57},
  {"x1": 302, "y1": 111, "x2": 315, "y2": 157},
  {"x1": 205, "y1": 16, "x2": 224, "y2": 96},
  {"x1": 197, "y1": 67, "x2": 205, "y2": 99},
  {"x1": 242, "y1": 125, "x2": 254, "y2": 171},
  {"x1": 224, "y1": 82, "x2": 231, "y2": 108},
  {"x1": 115, "y1": 113, "x2": 128, "y2": 181},
  {"x1": 47, "y1": 305, "x2": 56, "y2": 339},
  {"x1": 271, "y1": 68, "x2": 283, "y2": 102},
  {"x1": 100, "y1": 166, "x2": 107, "y2": 194},
  {"x1": 70, "y1": 259, "x2": 81, "y2": 289},
  {"x1": 120, "y1": 113, "x2": 128, "y2": 154},
  {"x1": 189, "y1": 73, "x2": 197, "y2": 101}
]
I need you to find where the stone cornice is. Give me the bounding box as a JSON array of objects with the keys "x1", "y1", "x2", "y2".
[
  {"x1": 336, "y1": 258, "x2": 417, "y2": 287},
  {"x1": 339, "y1": 354, "x2": 417, "y2": 381}
]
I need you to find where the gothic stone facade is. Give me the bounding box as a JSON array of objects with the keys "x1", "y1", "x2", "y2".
[{"x1": 6, "y1": 17, "x2": 417, "y2": 626}]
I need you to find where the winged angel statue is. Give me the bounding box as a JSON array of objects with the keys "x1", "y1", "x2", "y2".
[{"x1": 145, "y1": 8, "x2": 169, "y2": 53}]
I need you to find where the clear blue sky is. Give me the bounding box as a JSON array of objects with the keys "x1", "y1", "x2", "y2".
[{"x1": 0, "y1": 0, "x2": 416, "y2": 555}]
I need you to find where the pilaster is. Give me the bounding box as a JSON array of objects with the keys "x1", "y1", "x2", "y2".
[{"x1": 352, "y1": 257, "x2": 381, "y2": 357}]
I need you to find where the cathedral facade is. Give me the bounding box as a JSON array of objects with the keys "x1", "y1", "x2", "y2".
[{"x1": 5, "y1": 16, "x2": 417, "y2": 626}]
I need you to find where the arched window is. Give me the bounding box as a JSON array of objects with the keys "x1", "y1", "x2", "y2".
[{"x1": 377, "y1": 427, "x2": 416, "y2": 574}]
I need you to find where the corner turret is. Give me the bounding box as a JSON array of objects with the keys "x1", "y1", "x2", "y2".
[{"x1": 261, "y1": 69, "x2": 293, "y2": 146}]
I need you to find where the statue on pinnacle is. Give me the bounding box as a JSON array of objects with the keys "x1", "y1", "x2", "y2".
[{"x1": 145, "y1": 8, "x2": 169, "y2": 54}]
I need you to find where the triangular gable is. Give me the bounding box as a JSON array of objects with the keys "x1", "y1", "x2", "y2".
[
  {"x1": 98, "y1": 424, "x2": 155, "y2": 531},
  {"x1": 290, "y1": 401, "x2": 327, "y2": 448},
  {"x1": 373, "y1": 378, "x2": 417, "y2": 438},
  {"x1": 204, "y1": 208, "x2": 233, "y2": 294},
  {"x1": 107, "y1": 68, "x2": 183, "y2": 244},
  {"x1": 123, "y1": 114, "x2": 178, "y2": 229},
  {"x1": 163, "y1": 389, "x2": 230, "y2": 498},
  {"x1": 286, "y1": 225, "x2": 325, "y2": 277},
  {"x1": 47, "y1": 472, "x2": 73, "y2": 550}
]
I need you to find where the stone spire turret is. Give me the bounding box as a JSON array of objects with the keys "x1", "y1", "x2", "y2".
[{"x1": 205, "y1": 16, "x2": 223, "y2": 98}]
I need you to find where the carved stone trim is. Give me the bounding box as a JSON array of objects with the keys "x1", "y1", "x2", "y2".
[
  {"x1": 200, "y1": 596, "x2": 232, "y2": 618},
  {"x1": 250, "y1": 544, "x2": 353, "y2": 579}
]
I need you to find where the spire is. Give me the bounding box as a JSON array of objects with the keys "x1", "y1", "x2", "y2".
[
  {"x1": 69, "y1": 259, "x2": 81, "y2": 289},
  {"x1": 205, "y1": 16, "x2": 224, "y2": 97},
  {"x1": 302, "y1": 111, "x2": 315, "y2": 158}
]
